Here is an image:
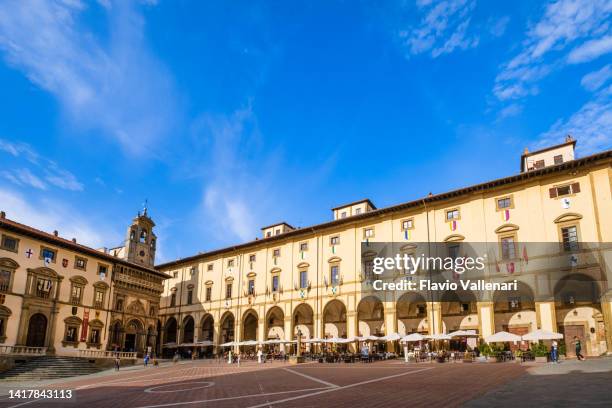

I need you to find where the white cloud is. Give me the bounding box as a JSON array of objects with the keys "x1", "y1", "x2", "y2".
[
  {"x1": 494, "y1": 0, "x2": 612, "y2": 102},
  {"x1": 0, "y1": 188, "x2": 120, "y2": 249},
  {"x1": 497, "y1": 103, "x2": 523, "y2": 120},
  {"x1": 0, "y1": 0, "x2": 176, "y2": 156},
  {"x1": 489, "y1": 16, "x2": 510, "y2": 37},
  {"x1": 568, "y1": 35, "x2": 612, "y2": 63},
  {"x1": 537, "y1": 85, "x2": 611, "y2": 155},
  {"x1": 400, "y1": 0, "x2": 479, "y2": 58},
  {"x1": 0, "y1": 139, "x2": 83, "y2": 191},
  {"x1": 581, "y1": 64, "x2": 611, "y2": 91}
]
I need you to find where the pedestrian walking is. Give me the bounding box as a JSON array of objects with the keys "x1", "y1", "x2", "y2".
[
  {"x1": 114, "y1": 355, "x2": 120, "y2": 371},
  {"x1": 144, "y1": 353, "x2": 150, "y2": 367},
  {"x1": 551, "y1": 340, "x2": 558, "y2": 363},
  {"x1": 574, "y1": 336, "x2": 585, "y2": 361}
]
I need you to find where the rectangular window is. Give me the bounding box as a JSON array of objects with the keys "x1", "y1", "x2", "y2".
[
  {"x1": 401, "y1": 219, "x2": 414, "y2": 230},
  {"x1": 417, "y1": 304, "x2": 426, "y2": 316},
  {"x1": 341, "y1": 211, "x2": 347, "y2": 218},
  {"x1": 36, "y1": 278, "x2": 52, "y2": 298},
  {"x1": 448, "y1": 244, "x2": 460, "y2": 259},
  {"x1": 173, "y1": 271, "x2": 178, "y2": 278},
  {"x1": 497, "y1": 197, "x2": 512, "y2": 209},
  {"x1": 299, "y1": 242, "x2": 308, "y2": 252},
  {"x1": 300, "y1": 270, "x2": 308, "y2": 289},
  {"x1": 225, "y1": 283, "x2": 232, "y2": 299},
  {"x1": 94, "y1": 290, "x2": 104, "y2": 308},
  {"x1": 509, "y1": 297, "x2": 521, "y2": 310},
  {"x1": 190, "y1": 267, "x2": 196, "y2": 276},
  {"x1": 75, "y1": 257, "x2": 87, "y2": 270},
  {"x1": 266, "y1": 231, "x2": 271, "y2": 238},
  {"x1": 554, "y1": 155, "x2": 563, "y2": 165},
  {"x1": 364, "y1": 260, "x2": 374, "y2": 279},
  {"x1": 90, "y1": 329, "x2": 100, "y2": 344},
  {"x1": 40, "y1": 247, "x2": 56, "y2": 262},
  {"x1": 169, "y1": 293, "x2": 176, "y2": 307},
  {"x1": 187, "y1": 289, "x2": 193, "y2": 305},
  {"x1": 273, "y1": 248, "x2": 280, "y2": 257},
  {"x1": 355, "y1": 208, "x2": 362, "y2": 215},
  {"x1": 249, "y1": 254, "x2": 256, "y2": 262},
  {"x1": 0, "y1": 235, "x2": 18, "y2": 252},
  {"x1": 364, "y1": 228, "x2": 374, "y2": 238},
  {"x1": 0, "y1": 269, "x2": 11, "y2": 292},
  {"x1": 275, "y1": 229, "x2": 281, "y2": 235},
  {"x1": 248, "y1": 279, "x2": 255, "y2": 295},
  {"x1": 116, "y1": 297, "x2": 124, "y2": 311},
  {"x1": 207, "y1": 264, "x2": 213, "y2": 271},
  {"x1": 98, "y1": 265, "x2": 108, "y2": 278},
  {"x1": 66, "y1": 327, "x2": 78, "y2": 342},
  {"x1": 272, "y1": 275, "x2": 279, "y2": 292},
  {"x1": 330, "y1": 265, "x2": 339, "y2": 285},
  {"x1": 446, "y1": 209, "x2": 459, "y2": 221},
  {"x1": 549, "y1": 183, "x2": 580, "y2": 198},
  {"x1": 227, "y1": 259, "x2": 235, "y2": 268},
  {"x1": 71, "y1": 285, "x2": 82, "y2": 304},
  {"x1": 501, "y1": 236, "x2": 516, "y2": 260},
  {"x1": 330, "y1": 236, "x2": 339, "y2": 246},
  {"x1": 534, "y1": 159, "x2": 545, "y2": 169},
  {"x1": 205, "y1": 286, "x2": 212, "y2": 302},
  {"x1": 561, "y1": 226, "x2": 579, "y2": 251}
]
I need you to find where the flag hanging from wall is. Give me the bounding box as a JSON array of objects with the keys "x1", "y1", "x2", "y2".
[
  {"x1": 503, "y1": 209, "x2": 510, "y2": 222},
  {"x1": 404, "y1": 230, "x2": 410, "y2": 240},
  {"x1": 450, "y1": 220, "x2": 457, "y2": 231}
]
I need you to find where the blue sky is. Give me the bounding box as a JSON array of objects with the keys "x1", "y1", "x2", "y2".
[{"x1": 0, "y1": 0, "x2": 610, "y2": 263}]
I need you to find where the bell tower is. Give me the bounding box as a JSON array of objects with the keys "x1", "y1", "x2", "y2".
[{"x1": 125, "y1": 204, "x2": 157, "y2": 267}]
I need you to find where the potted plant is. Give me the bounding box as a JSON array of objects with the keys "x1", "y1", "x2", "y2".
[
  {"x1": 478, "y1": 343, "x2": 492, "y2": 362},
  {"x1": 532, "y1": 343, "x2": 549, "y2": 363}
]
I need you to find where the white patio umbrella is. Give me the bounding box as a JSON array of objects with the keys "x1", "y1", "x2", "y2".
[
  {"x1": 381, "y1": 333, "x2": 402, "y2": 341},
  {"x1": 220, "y1": 341, "x2": 238, "y2": 347},
  {"x1": 330, "y1": 337, "x2": 353, "y2": 344},
  {"x1": 426, "y1": 333, "x2": 452, "y2": 341},
  {"x1": 448, "y1": 330, "x2": 478, "y2": 338},
  {"x1": 302, "y1": 337, "x2": 324, "y2": 343},
  {"x1": 485, "y1": 331, "x2": 521, "y2": 343},
  {"x1": 240, "y1": 340, "x2": 260, "y2": 346},
  {"x1": 357, "y1": 335, "x2": 381, "y2": 341},
  {"x1": 401, "y1": 333, "x2": 426, "y2": 342},
  {"x1": 195, "y1": 340, "x2": 213, "y2": 346},
  {"x1": 522, "y1": 329, "x2": 563, "y2": 341}
]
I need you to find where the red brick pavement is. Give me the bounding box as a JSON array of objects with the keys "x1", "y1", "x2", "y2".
[{"x1": 0, "y1": 360, "x2": 527, "y2": 408}]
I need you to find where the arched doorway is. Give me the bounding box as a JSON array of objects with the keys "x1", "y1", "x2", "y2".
[
  {"x1": 165, "y1": 317, "x2": 178, "y2": 344},
  {"x1": 494, "y1": 281, "x2": 536, "y2": 350},
  {"x1": 26, "y1": 313, "x2": 47, "y2": 347},
  {"x1": 182, "y1": 316, "x2": 195, "y2": 344},
  {"x1": 124, "y1": 319, "x2": 144, "y2": 354},
  {"x1": 357, "y1": 296, "x2": 385, "y2": 337},
  {"x1": 554, "y1": 273, "x2": 606, "y2": 356},
  {"x1": 200, "y1": 315, "x2": 214, "y2": 358},
  {"x1": 265, "y1": 307, "x2": 285, "y2": 340},
  {"x1": 396, "y1": 292, "x2": 428, "y2": 335},
  {"x1": 441, "y1": 290, "x2": 478, "y2": 350},
  {"x1": 323, "y1": 300, "x2": 347, "y2": 338},
  {"x1": 220, "y1": 312, "x2": 235, "y2": 344},
  {"x1": 293, "y1": 303, "x2": 314, "y2": 353},
  {"x1": 242, "y1": 310, "x2": 258, "y2": 341}
]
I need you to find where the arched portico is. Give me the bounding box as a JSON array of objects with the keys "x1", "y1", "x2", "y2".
[{"x1": 357, "y1": 296, "x2": 384, "y2": 337}]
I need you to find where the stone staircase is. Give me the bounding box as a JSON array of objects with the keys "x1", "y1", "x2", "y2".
[{"x1": 0, "y1": 356, "x2": 105, "y2": 381}]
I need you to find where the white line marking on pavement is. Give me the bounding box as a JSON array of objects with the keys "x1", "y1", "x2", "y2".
[
  {"x1": 246, "y1": 366, "x2": 435, "y2": 408},
  {"x1": 131, "y1": 387, "x2": 330, "y2": 408},
  {"x1": 282, "y1": 368, "x2": 338, "y2": 388},
  {"x1": 144, "y1": 382, "x2": 214, "y2": 393}
]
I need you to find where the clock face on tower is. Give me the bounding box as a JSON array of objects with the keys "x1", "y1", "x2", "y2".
[{"x1": 139, "y1": 250, "x2": 146, "y2": 257}]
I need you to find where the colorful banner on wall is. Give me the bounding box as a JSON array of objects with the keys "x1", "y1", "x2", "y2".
[{"x1": 80, "y1": 309, "x2": 90, "y2": 342}]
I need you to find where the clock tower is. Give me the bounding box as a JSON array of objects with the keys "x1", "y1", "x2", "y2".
[{"x1": 124, "y1": 206, "x2": 157, "y2": 267}]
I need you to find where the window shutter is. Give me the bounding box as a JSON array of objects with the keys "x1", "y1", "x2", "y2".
[
  {"x1": 571, "y1": 182, "x2": 580, "y2": 193},
  {"x1": 549, "y1": 188, "x2": 558, "y2": 198}
]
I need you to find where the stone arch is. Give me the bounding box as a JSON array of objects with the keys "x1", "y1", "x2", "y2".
[
  {"x1": 357, "y1": 296, "x2": 385, "y2": 337},
  {"x1": 164, "y1": 317, "x2": 178, "y2": 344},
  {"x1": 0, "y1": 258, "x2": 19, "y2": 269},
  {"x1": 493, "y1": 280, "x2": 536, "y2": 340},
  {"x1": 293, "y1": 303, "x2": 314, "y2": 340},
  {"x1": 323, "y1": 299, "x2": 347, "y2": 338},
  {"x1": 265, "y1": 306, "x2": 284, "y2": 340},
  {"x1": 69, "y1": 275, "x2": 88, "y2": 285},
  {"x1": 242, "y1": 309, "x2": 258, "y2": 341},
  {"x1": 200, "y1": 314, "x2": 214, "y2": 342},
  {"x1": 441, "y1": 290, "x2": 479, "y2": 332},
  {"x1": 182, "y1": 315, "x2": 195, "y2": 344},
  {"x1": 396, "y1": 292, "x2": 428, "y2": 335},
  {"x1": 220, "y1": 311, "x2": 235, "y2": 344}
]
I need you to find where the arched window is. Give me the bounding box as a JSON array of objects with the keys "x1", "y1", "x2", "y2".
[{"x1": 140, "y1": 230, "x2": 147, "y2": 243}]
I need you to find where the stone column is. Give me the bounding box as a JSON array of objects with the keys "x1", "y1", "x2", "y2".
[
  {"x1": 427, "y1": 302, "x2": 443, "y2": 335},
  {"x1": 536, "y1": 301, "x2": 557, "y2": 331},
  {"x1": 212, "y1": 320, "x2": 221, "y2": 356},
  {"x1": 477, "y1": 301, "x2": 495, "y2": 338},
  {"x1": 346, "y1": 311, "x2": 357, "y2": 352},
  {"x1": 384, "y1": 307, "x2": 397, "y2": 352},
  {"x1": 599, "y1": 297, "x2": 612, "y2": 355}
]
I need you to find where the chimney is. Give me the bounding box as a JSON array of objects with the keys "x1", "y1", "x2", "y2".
[
  {"x1": 565, "y1": 134, "x2": 574, "y2": 143},
  {"x1": 72, "y1": 238, "x2": 77, "y2": 243},
  {"x1": 523, "y1": 147, "x2": 529, "y2": 155},
  {"x1": 0, "y1": 211, "x2": 5, "y2": 219},
  {"x1": 53, "y1": 230, "x2": 58, "y2": 237}
]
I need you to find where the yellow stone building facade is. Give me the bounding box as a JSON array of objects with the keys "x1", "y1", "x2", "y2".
[
  {"x1": 0, "y1": 211, "x2": 167, "y2": 358},
  {"x1": 158, "y1": 139, "x2": 612, "y2": 357}
]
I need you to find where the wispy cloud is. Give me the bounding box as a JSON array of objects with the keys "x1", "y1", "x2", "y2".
[
  {"x1": 581, "y1": 64, "x2": 611, "y2": 91},
  {"x1": 493, "y1": 0, "x2": 612, "y2": 102},
  {"x1": 0, "y1": 139, "x2": 83, "y2": 191},
  {"x1": 0, "y1": 0, "x2": 177, "y2": 156},
  {"x1": 400, "y1": 0, "x2": 479, "y2": 58},
  {"x1": 0, "y1": 187, "x2": 120, "y2": 248},
  {"x1": 537, "y1": 85, "x2": 611, "y2": 155}
]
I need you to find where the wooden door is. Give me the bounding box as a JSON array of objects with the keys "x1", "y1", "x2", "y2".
[
  {"x1": 26, "y1": 313, "x2": 47, "y2": 347},
  {"x1": 562, "y1": 325, "x2": 585, "y2": 357},
  {"x1": 506, "y1": 326, "x2": 529, "y2": 351}
]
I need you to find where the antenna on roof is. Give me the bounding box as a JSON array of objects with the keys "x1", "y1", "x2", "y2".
[{"x1": 142, "y1": 199, "x2": 148, "y2": 216}]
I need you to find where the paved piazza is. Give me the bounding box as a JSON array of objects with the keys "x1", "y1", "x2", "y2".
[{"x1": 0, "y1": 358, "x2": 609, "y2": 407}]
